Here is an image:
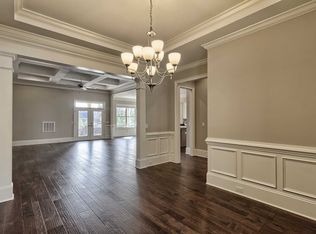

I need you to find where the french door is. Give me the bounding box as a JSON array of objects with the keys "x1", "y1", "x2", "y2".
[{"x1": 75, "y1": 109, "x2": 104, "y2": 140}]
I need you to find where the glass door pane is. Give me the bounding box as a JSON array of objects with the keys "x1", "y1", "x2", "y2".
[
  {"x1": 93, "y1": 111, "x2": 102, "y2": 136},
  {"x1": 78, "y1": 111, "x2": 88, "y2": 137}
]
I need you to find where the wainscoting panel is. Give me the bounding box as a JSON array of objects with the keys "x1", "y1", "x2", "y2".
[
  {"x1": 145, "y1": 138, "x2": 159, "y2": 157},
  {"x1": 206, "y1": 138, "x2": 316, "y2": 221},
  {"x1": 160, "y1": 137, "x2": 169, "y2": 155},
  {"x1": 210, "y1": 147, "x2": 237, "y2": 178},
  {"x1": 137, "y1": 132, "x2": 175, "y2": 168},
  {"x1": 241, "y1": 151, "x2": 277, "y2": 188},
  {"x1": 282, "y1": 157, "x2": 316, "y2": 199}
]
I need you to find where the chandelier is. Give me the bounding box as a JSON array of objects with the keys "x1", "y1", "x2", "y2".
[{"x1": 120, "y1": 0, "x2": 181, "y2": 91}]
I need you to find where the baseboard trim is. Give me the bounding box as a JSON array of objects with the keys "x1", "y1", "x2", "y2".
[
  {"x1": 206, "y1": 172, "x2": 316, "y2": 221},
  {"x1": 114, "y1": 134, "x2": 136, "y2": 138},
  {"x1": 193, "y1": 148, "x2": 208, "y2": 158},
  {"x1": 135, "y1": 154, "x2": 172, "y2": 169},
  {"x1": 13, "y1": 137, "x2": 112, "y2": 146},
  {"x1": 13, "y1": 137, "x2": 75, "y2": 146},
  {"x1": 0, "y1": 183, "x2": 14, "y2": 203},
  {"x1": 185, "y1": 147, "x2": 193, "y2": 155}
]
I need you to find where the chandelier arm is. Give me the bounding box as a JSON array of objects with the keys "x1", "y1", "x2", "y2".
[
  {"x1": 135, "y1": 74, "x2": 148, "y2": 85},
  {"x1": 156, "y1": 68, "x2": 168, "y2": 77},
  {"x1": 155, "y1": 75, "x2": 167, "y2": 86},
  {"x1": 137, "y1": 67, "x2": 148, "y2": 75}
]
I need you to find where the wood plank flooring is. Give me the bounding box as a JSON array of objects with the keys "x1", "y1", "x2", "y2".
[{"x1": 1, "y1": 137, "x2": 315, "y2": 233}]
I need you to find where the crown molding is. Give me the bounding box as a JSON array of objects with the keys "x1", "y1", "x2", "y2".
[
  {"x1": 177, "y1": 59, "x2": 207, "y2": 72},
  {"x1": 0, "y1": 24, "x2": 123, "y2": 69},
  {"x1": 202, "y1": 0, "x2": 316, "y2": 50},
  {"x1": 165, "y1": 0, "x2": 282, "y2": 52},
  {"x1": 175, "y1": 73, "x2": 208, "y2": 84},
  {"x1": 14, "y1": 0, "x2": 132, "y2": 52}
]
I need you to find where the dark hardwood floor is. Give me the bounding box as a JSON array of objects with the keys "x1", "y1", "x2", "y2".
[{"x1": 1, "y1": 137, "x2": 315, "y2": 233}]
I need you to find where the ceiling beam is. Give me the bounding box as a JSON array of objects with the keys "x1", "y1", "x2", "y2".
[
  {"x1": 17, "y1": 57, "x2": 61, "y2": 69},
  {"x1": 17, "y1": 74, "x2": 50, "y2": 83},
  {"x1": 18, "y1": 63, "x2": 57, "y2": 77},
  {"x1": 84, "y1": 75, "x2": 108, "y2": 88},
  {"x1": 98, "y1": 78, "x2": 120, "y2": 86},
  {"x1": 50, "y1": 70, "x2": 67, "y2": 83}
]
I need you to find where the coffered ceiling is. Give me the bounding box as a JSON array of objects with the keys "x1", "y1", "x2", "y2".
[{"x1": 14, "y1": 56, "x2": 134, "y2": 92}]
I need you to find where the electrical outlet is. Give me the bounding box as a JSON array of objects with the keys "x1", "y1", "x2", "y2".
[{"x1": 235, "y1": 186, "x2": 244, "y2": 193}]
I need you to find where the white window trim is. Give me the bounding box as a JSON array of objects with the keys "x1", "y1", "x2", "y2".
[
  {"x1": 74, "y1": 100, "x2": 105, "y2": 110},
  {"x1": 115, "y1": 104, "x2": 136, "y2": 129}
]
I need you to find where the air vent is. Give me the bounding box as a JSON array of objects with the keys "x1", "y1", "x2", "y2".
[{"x1": 42, "y1": 121, "x2": 56, "y2": 133}]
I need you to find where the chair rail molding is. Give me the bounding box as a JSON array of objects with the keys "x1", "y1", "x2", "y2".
[
  {"x1": 202, "y1": 0, "x2": 316, "y2": 50},
  {"x1": 206, "y1": 137, "x2": 316, "y2": 221},
  {"x1": 14, "y1": 0, "x2": 131, "y2": 52}
]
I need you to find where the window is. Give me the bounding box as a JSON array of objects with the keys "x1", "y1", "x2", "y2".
[
  {"x1": 75, "y1": 101, "x2": 104, "y2": 109},
  {"x1": 116, "y1": 106, "x2": 136, "y2": 128}
]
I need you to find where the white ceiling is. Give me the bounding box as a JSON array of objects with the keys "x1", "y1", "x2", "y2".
[{"x1": 22, "y1": 0, "x2": 244, "y2": 44}]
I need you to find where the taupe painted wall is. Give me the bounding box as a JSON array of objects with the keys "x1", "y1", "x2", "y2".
[
  {"x1": 146, "y1": 64, "x2": 208, "y2": 150},
  {"x1": 146, "y1": 76, "x2": 174, "y2": 132},
  {"x1": 146, "y1": 64, "x2": 207, "y2": 132},
  {"x1": 195, "y1": 78, "x2": 207, "y2": 150},
  {"x1": 208, "y1": 10, "x2": 316, "y2": 147},
  {"x1": 13, "y1": 85, "x2": 111, "y2": 141}
]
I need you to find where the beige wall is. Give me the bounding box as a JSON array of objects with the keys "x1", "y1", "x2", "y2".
[
  {"x1": 13, "y1": 85, "x2": 111, "y2": 141},
  {"x1": 195, "y1": 78, "x2": 207, "y2": 150},
  {"x1": 146, "y1": 64, "x2": 208, "y2": 151},
  {"x1": 146, "y1": 64, "x2": 207, "y2": 133},
  {"x1": 146, "y1": 76, "x2": 174, "y2": 132},
  {"x1": 208, "y1": 10, "x2": 316, "y2": 147}
]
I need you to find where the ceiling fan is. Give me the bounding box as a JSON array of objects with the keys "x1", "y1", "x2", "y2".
[{"x1": 78, "y1": 80, "x2": 87, "y2": 90}]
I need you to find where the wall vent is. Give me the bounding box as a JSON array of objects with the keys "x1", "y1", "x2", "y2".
[{"x1": 42, "y1": 121, "x2": 56, "y2": 133}]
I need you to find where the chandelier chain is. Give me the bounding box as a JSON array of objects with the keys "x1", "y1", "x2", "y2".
[{"x1": 149, "y1": 0, "x2": 153, "y2": 31}]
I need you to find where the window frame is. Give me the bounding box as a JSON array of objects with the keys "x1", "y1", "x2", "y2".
[
  {"x1": 74, "y1": 100, "x2": 105, "y2": 110},
  {"x1": 115, "y1": 105, "x2": 136, "y2": 129}
]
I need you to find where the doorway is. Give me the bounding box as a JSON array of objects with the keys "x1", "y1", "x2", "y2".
[
  {"x1": 74, "y1": 101, "x2": 105, "y2": 140},
  {"x1": 174, "y1": 75, "x2": 207, "y2": 163},
  {"x1": 179, "y1": 87, "x2": 194, "y2": 155}
]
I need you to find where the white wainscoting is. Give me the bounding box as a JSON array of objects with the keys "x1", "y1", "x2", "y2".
[
  {"x1": 136, "y1": 132, "x2": 175, "y2": 169},
  {"x1": 206, "y1": 138, "x2": 316, "y2": 221}
]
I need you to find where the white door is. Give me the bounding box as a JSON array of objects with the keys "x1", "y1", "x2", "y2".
[{"x1": 75, "y1": 109, "x2": 105, "y2": 140}]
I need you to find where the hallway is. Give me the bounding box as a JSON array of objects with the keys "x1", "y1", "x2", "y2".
[{"x1": 0, "y1": 138, "x2": 315, "y2": 233}]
